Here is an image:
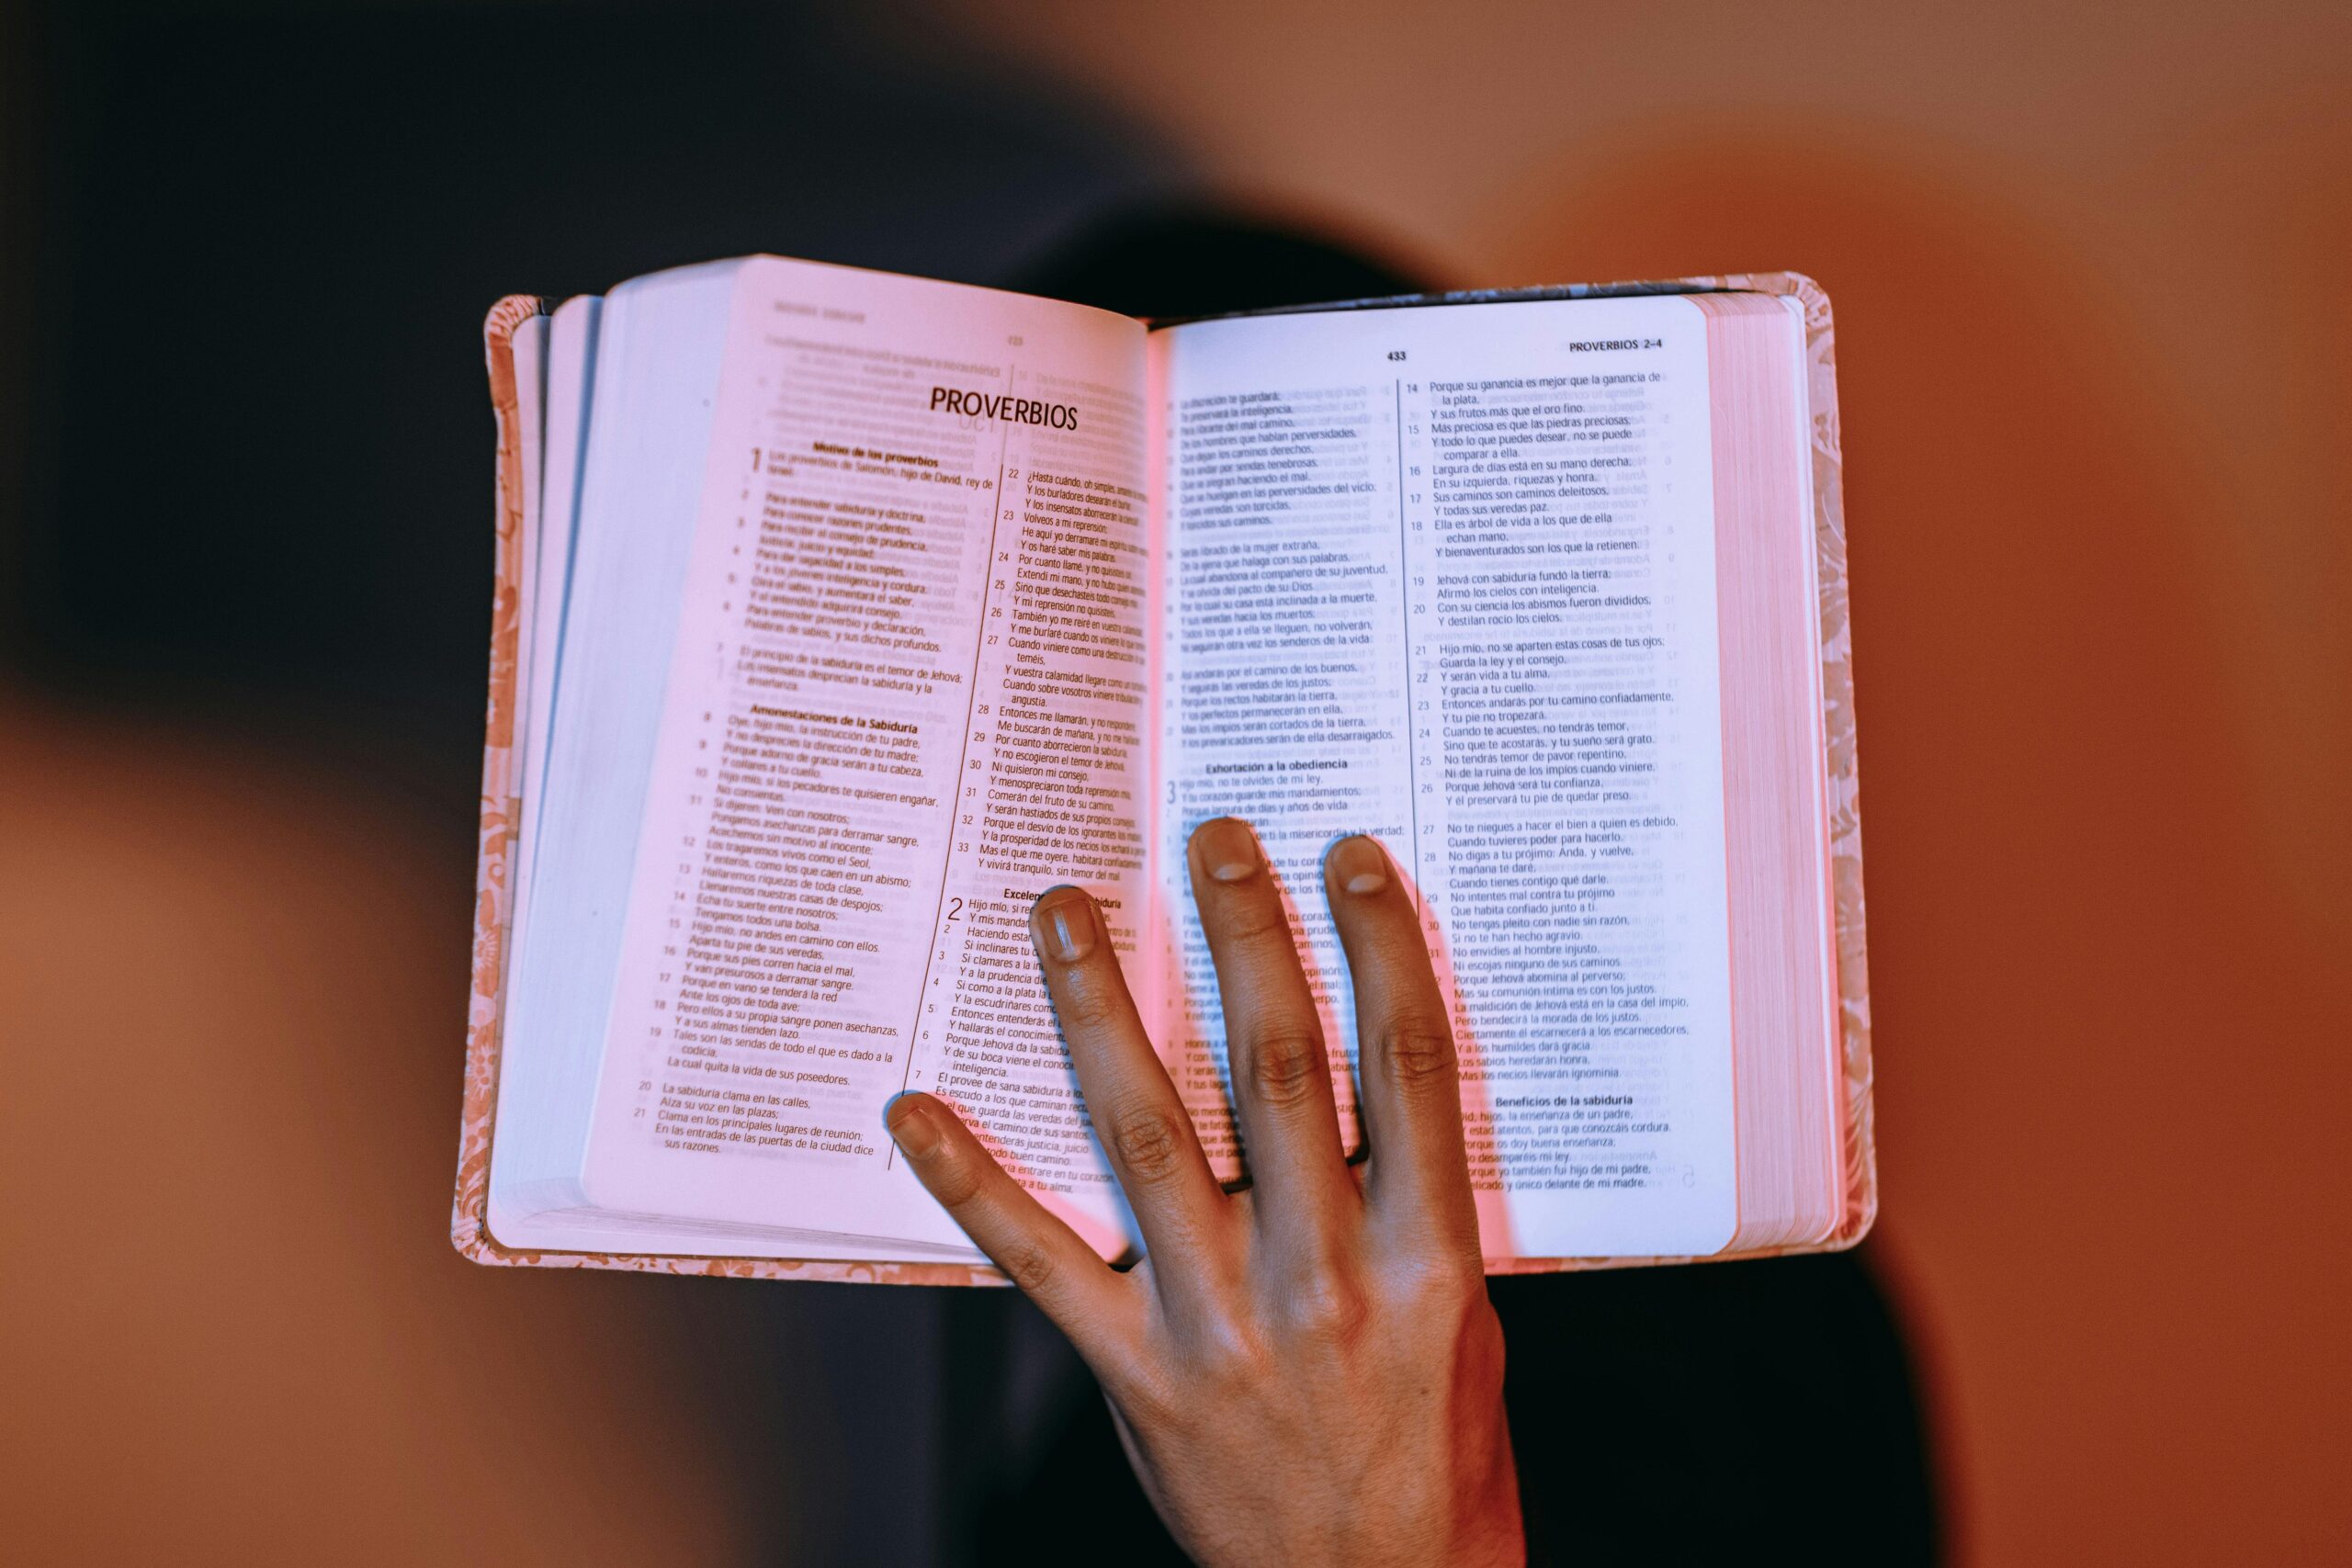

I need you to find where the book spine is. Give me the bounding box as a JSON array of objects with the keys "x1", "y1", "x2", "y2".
[{"x1": 452, "y1": 294, "x2": 545, "y2": 1263}]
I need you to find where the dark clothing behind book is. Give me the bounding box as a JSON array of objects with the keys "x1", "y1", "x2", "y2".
[{"x1": 966, "y1": 1257, "x2": 1937, "y2": 1565}]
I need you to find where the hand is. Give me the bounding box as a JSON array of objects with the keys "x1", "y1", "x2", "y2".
[{"x1": 886, "y1": 818, "x2": 1521, "y2": 1567}]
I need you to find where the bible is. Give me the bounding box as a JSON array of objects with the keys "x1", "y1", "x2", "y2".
[{"x1": 452, "y1": 255, "x2": 1875, "y2": 1282}]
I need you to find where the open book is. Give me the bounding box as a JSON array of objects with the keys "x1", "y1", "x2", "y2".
[{"x1": 453, "y1": 256, "x2": 1875, "y2": 1283}]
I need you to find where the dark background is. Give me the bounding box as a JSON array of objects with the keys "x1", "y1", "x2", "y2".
[
  {"x1": 3, "y1": 2, "x2": 2345, "y2": 1563},
  {"x1": 7, "y1": 3, "x2": 1171, "y2": 761}
]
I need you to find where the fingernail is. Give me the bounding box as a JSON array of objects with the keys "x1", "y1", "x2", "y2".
[
  {"x1": 1194, "y1": 818, "x2": 1261, "y2": 883},
  {"x1": 1329, "y1": 835, "x2": 1390, "y2": 897},
  {"x1": 887, "y1": 1093, "x2": 943, "y2": 1157},
  {"x1": 1030, "y1": 886, "x2": 1099, "y2": 963}
]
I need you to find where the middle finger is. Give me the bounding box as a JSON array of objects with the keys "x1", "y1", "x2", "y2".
[{"x1": 1186, "y1": 818, "x2": 1358, "y2": 1257}]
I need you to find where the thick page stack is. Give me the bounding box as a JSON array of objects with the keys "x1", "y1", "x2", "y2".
[{"x1": 453, "y1": 258, "x2": 1874, "y2": 1284}]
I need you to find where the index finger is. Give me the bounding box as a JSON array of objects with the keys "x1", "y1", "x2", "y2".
[
  {"x1": 1320, "y1": 835, "x2": 1480, "y2": 1258},
  {"x1": 1028, "y1": 886, "x2": 1234, "y2": 1285},
  {"x1": 886, "y1": 1091, "x2": 1136, "y2": 1356}
]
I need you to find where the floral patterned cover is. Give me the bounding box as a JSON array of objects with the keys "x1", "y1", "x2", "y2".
[{"x1": 450, "y1": 274, "x2": 1874, "y2": 1285}]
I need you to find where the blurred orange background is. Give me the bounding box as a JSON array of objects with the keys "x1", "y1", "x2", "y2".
[{"x1": 3, "y1": 1, "x2": 2346, "y2": 1562}]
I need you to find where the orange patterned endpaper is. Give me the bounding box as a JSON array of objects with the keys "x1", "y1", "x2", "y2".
[{"x1": 450, "y1": 275, "x2": 1874, "y2": 1284}]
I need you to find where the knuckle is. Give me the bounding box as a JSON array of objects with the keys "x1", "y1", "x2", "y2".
[
  {"x1": 1374, "y1": 1017, "x2": 1458, "y2": 1091},
  {"x1": 1244, "y1": 1028, "x2": 1329, "y2": 1109},
  {"x1": 1183, "y1": 1303, "x2": 1271, "y2": 1382},
  {"x1": 1280, "y1": 1270, "x2": 1373, "y2": 1342},
  {"x1": 1391, "y1": 1245, "x2": 1485, "y2": 1309},
  {"x1": 1109, "y1": 1103, "x2": 1189, "y2": 1185},
  {"x1": 996, "y1": 1235, "x2": 1060, "y2": 1297}
]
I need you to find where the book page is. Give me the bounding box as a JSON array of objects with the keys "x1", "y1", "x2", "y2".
[
  {"x1": 1153, "y1": 296, "x2": 1736, "y2": 1258},
  {"x1": 508, "y1": 300, "x2": 594, "y2": 984},
  {"x1": 582, "y1": 258, "x2": 1150, "y2": 1257}
]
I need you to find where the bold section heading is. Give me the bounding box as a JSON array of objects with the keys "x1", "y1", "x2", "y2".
[{"x1": 930, "y1": 387, "x2": 1079, "y2": 431}]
